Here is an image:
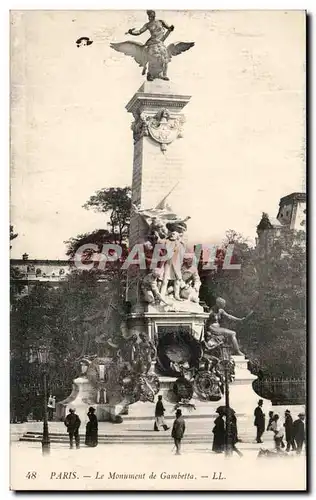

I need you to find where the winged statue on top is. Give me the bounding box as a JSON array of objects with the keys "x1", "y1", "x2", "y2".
[{"x1": 110, "y1": 10, "x2": 195, "y2": 82}]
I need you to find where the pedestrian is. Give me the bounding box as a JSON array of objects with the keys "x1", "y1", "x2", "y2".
[
  {"x1": 228, "y1": 410, "x2": 243, "y2": 457},
  {"x1": 171, "y1": 409, "x2": 185, "y2": 455},
  {"x1": 47, "y1": 394, "x2": 56, "y2": 421},
  {"x1": 154, "y1": 395, "x2": 170, "y2": 431},
  {"x1": 64, "y1": 408, "x2": 81, "y2": 449},
  {"x1": 284, "y1": 409, "x2": 296, "y2": 452},
  {"x1": 266, "y1": 411, "x2": 274, "y2": 431},
  {"x1": 270, "y1": 414, "x2": 284, "y2": 451},
  {"x1": 293, "y1": 412, "x2": 305, "y2": 455},
  {"x1": 254, "y1": 399, "x2": 265, "y2": 443},
  {"x1": 85, "y1": 407, "x2": 98, "y2": 447},
  {"x1": 212, "y1": 408, "x2": 225, "y2": 453}
]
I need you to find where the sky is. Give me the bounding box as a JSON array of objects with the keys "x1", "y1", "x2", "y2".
[{"x1": 10, "y1": 10, "x2": 306, "y2": 259}]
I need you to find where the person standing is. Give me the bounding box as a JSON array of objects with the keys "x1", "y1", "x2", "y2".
[
  {"x1": 266, "y1": 411, "x2": 274, "y2": 431},
  {"x1": 284, "y1": 409, "x2": 296, "y2": 452},
  {"x1": 254, "y1": 399, "x2": 265, "y2": 443},
  {"x1": 212, "y1": 408, "x2": 225, "y2": 453},
  {"x1": 64, "y1": 408, "x2": 81, "y2": 449},
  {"x1": 154, "y1": 395, "x2": 170, "y2": 431},
  {"x1": 270, "y1": 414, "x2": 285, "y2": 451},
  {"x1": 85, "y1": 407, "x2": 98, "y2": 447},
  {"x1": 293, "y1": 412, "x2": 305, "y2": 455},
  {"x1": 171, "y1": 409, "x2": 185, "y2": 455},
  {"x1": 47, "y1": 394, "x2": 55, "y2": 421}
]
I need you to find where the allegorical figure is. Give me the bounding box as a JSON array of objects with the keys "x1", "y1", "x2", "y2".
[
  {"x1": 141, "y1": 268, "x2": 168, "y2": 305},
  {"x1": 205, "y1": 297, "x2": 253, "y2": 356},
  {"x1": 85, "y1": 407, "x2": 98, "y2": 447},
  {"x1": 110, "y1": 10, "x2": 194, "y2": 81},
  {"x1": 179, "y1": 254, "x2": 201, "y2": 303}
]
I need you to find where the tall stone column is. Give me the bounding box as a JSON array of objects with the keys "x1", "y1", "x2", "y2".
[{"x1": 126, "y1": 81, "x2": 191, "y2": 306}]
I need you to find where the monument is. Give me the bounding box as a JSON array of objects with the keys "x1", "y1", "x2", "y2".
[{"x1": 57, "y1": 10, "x2": 267, "y2": 424}]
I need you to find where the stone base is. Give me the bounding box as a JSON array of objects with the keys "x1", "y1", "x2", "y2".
[
  {"x1": 123, "y1": 355, "x2": 272, "y2": 420},
  {"x1": 56, "y1": 377, "x2": 120, "y2": 424}
]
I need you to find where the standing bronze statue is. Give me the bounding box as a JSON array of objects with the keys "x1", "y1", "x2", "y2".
[{"x1": 110, "y1": 10, "x2": 194, "y2": 81}]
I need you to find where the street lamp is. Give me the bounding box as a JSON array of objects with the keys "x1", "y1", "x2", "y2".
[
  {"x1": 221, "y1": 343, "x2": 232, "y2": 456},
  {"x1": 38, "y1": 346, "x2": 50, "y2": 455}
]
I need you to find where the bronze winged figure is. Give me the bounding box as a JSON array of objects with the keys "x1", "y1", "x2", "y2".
[{"x1": 110, "y1": 10, "x2": 194, "y2": 81}]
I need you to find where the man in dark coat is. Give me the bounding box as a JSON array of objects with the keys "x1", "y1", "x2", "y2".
[
  {"x1": 64, "y1": 408, "x2": 81, "y2": 449},
  {"x1": 154, "y1": 395, "x2": 169, "y2": 431},
  {"x1": 284, "y1": 409, "x2": 296, "y2": 452},
  {"x1": 254, "y1": 399, "x2": 265, "y2": 443},
  {"x1": 171, "y1": 409, "x2": 186, "y2": 455},
  {"x1": 293, "y1": 412, "x2": 305, "y2": 455}
]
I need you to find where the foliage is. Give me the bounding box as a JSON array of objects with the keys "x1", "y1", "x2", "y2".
[
  {"x1": 82, "y1": 186, "x2": 131, "y2": 244},
  {"x1": 200, "y1": 229, "x2": 306, "y2": 379},
  {"x1": 10, "y1": 225, "x2": 18, "y2": 247}
]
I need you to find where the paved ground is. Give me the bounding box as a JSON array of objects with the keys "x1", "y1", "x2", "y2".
[{"x1": 10, "y1": 439, "x2": 306, "y2": 491}]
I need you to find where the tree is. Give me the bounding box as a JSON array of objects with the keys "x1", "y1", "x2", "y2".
[
  {"x1": 10, "y1": 225, "x2": 18, "y2": 247},
  {"x1": 83, "y1": 187, "x2": 131, "y2": 244},
  {"x1": 200, "y1": 229, "x2": 306, "y2": 380}
]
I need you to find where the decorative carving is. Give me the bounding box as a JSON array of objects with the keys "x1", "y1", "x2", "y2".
[
  {"x1": 131, "y1": 112, "x2": 150, "y2": 144},
  {"x1": 194, "y1": 371, "x2": 223, "y2": 401},
  {"x1": 147, "y1": 109, "x2": 185, "y2": 151},
  {"x1": 132, "y1": 108, "x2": 185, "y2": 151}
]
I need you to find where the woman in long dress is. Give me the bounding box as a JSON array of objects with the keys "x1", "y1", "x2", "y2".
[
  {"x1": 85, "y1": 407, "x2": 98, "y2": 447},
  {"x1": 212, "y1": 409, "x2": 225, "y2": 453}
]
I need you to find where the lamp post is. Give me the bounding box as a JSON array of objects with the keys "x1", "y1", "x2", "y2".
[
  {"x1": 221, "y1": 343, "x2": 232, "y2": 457},
  {"x1": 38, "y1": 346, "x2": 50, "y2": 455}
]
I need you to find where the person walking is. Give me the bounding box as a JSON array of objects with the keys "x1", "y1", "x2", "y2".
[
  {"x1": 64, "y1": 408, "x2": 81, "y2": 449},
  {"x1": 293, "y1": 412, "x2": 305, "y2": 455},
  {"x1": 284, "y1": 409, "x2": 296, "y2": 452},
  {"x1": 85, "y1": 407, "x2": 98, "y2": 447},
  {"x1": 171, "y1": 409, "x2": 185, "y2": 455},
  {"x1": 154, "y1": 395, "x2": 169, "y2": 431},
  {"x1": 212, "y1": 408, "x2": 225, "y2": 453},
  {"x1": 270, "y1": 414, "x2": 285, "y2": 451},
  {"x1": 228, "y1": 410, "x2": 243, "y2": 457}
]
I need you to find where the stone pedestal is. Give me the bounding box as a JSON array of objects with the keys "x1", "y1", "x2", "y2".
[
  {"x1": 124, "y1": 355, "x2": 271, "y2": 420},
  {"x1": 126, "y1": 81, "x2": 191, "y2": 305},
  {"x1": 56, "y1": 376, "x2": 94, "y2": 424}
]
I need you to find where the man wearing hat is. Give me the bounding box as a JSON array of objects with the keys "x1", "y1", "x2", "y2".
[
  {"x1": 64, "y1": 408, "x2": 81, "y2": 449},
  {"x1": 284, "y1": 409, "x2": 296, "y2": 452},
  {"x1": 293, "y1": 412, "x2": 305, "y2": 455},
  {"x1": 254, "y1": 399, "x2": 265, "y2": 443},
  {"x1": 171, "y1": 409, "x2": 186, "y2": 455}
]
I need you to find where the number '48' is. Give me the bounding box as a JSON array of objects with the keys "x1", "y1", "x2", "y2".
[{"x1": 26, "y1": 471, "x2": 37, "y2": 479}]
